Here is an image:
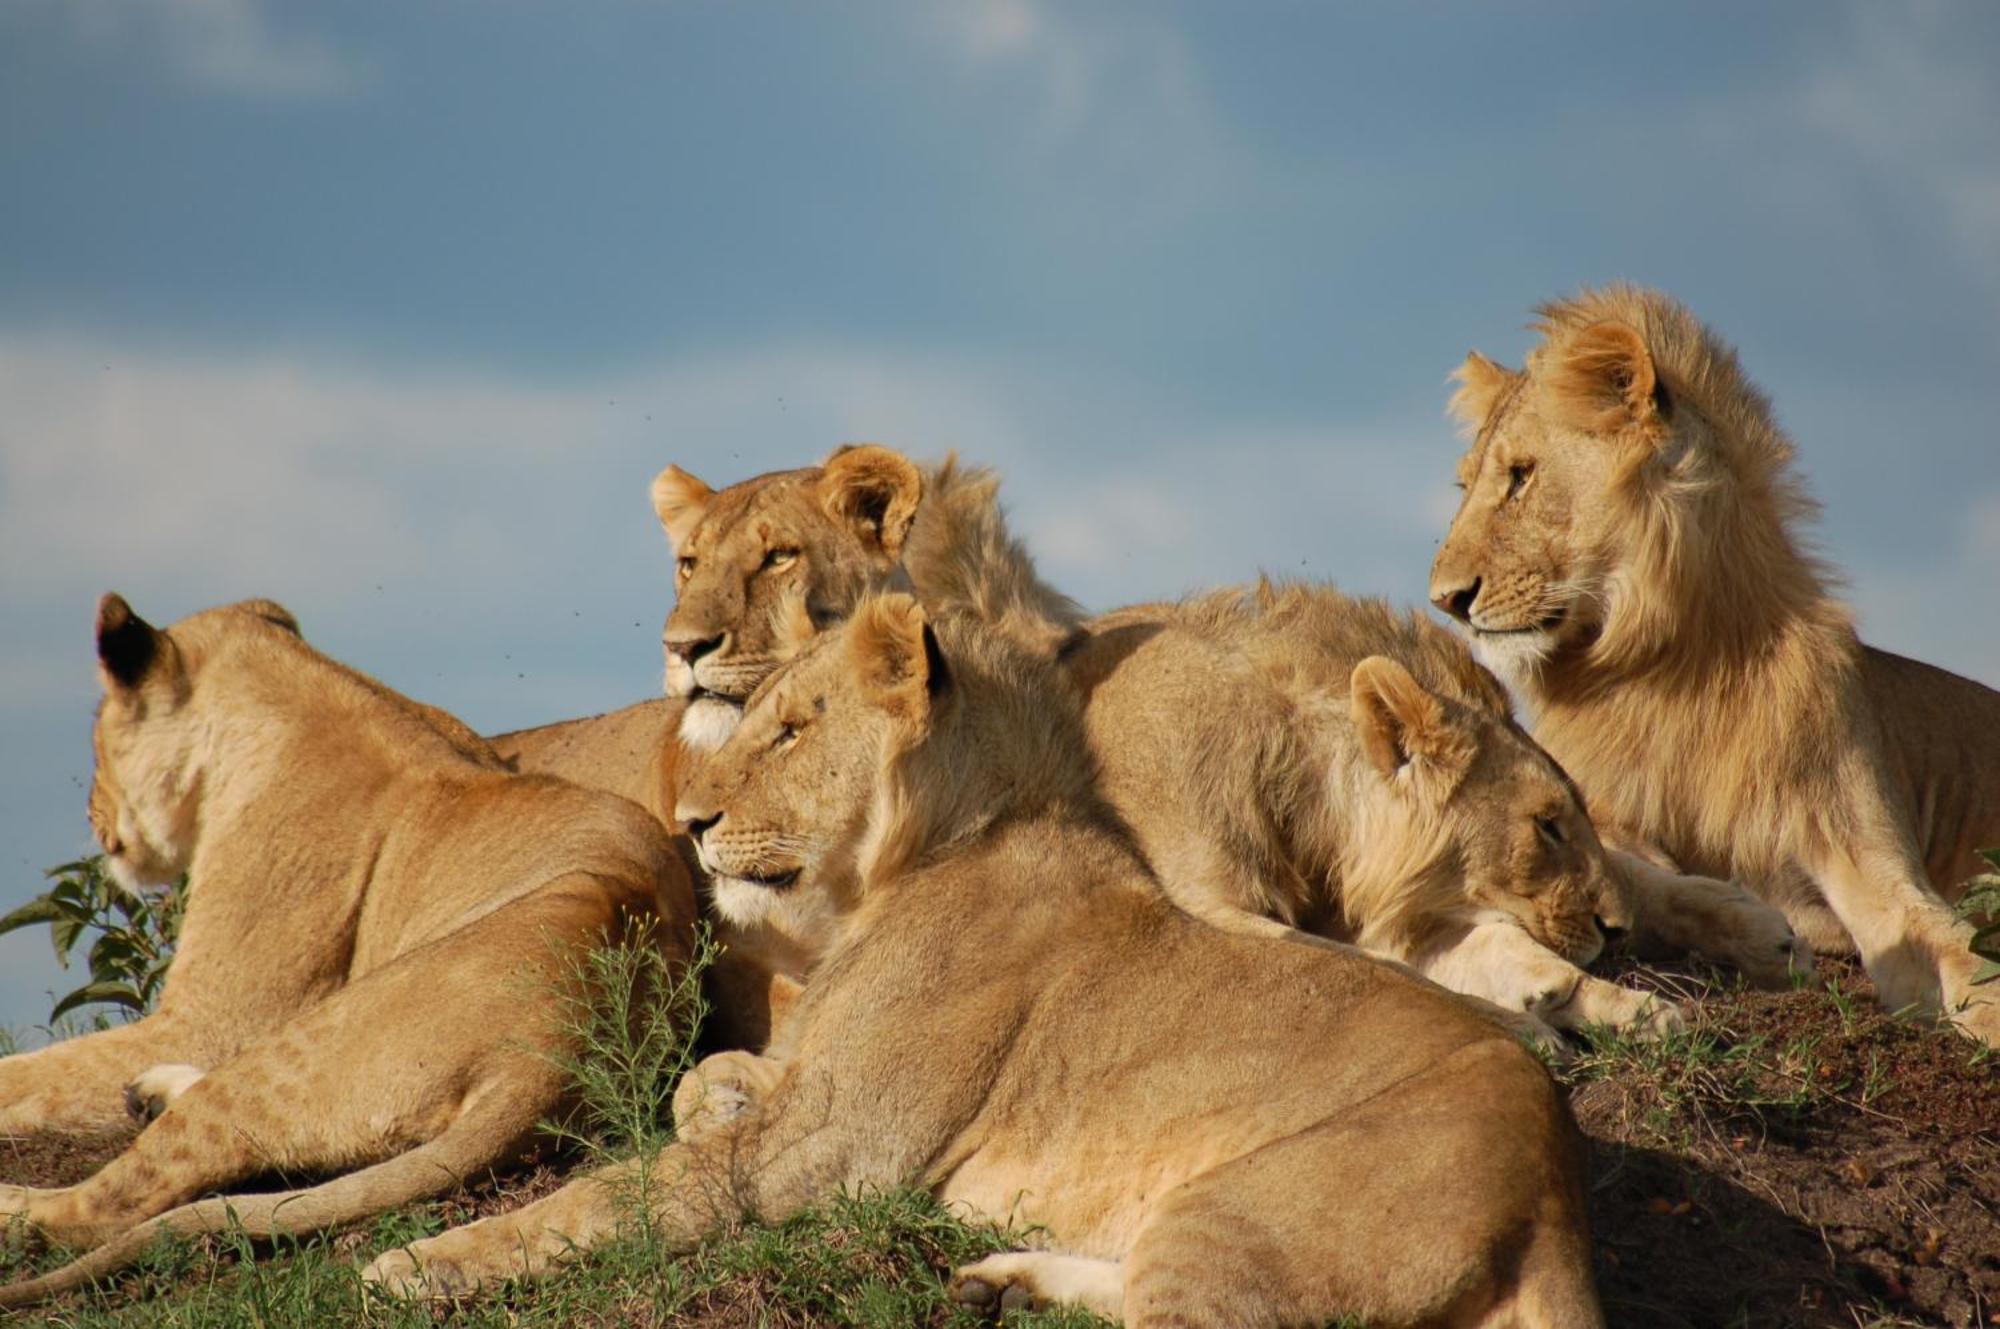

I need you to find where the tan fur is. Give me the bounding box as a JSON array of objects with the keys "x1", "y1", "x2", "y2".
[
  {"x1": 1069, "y1": 582, "x2": 1801, "y2": 1035},
  {"x1": 491, "y1": 450, "x2": 1076, "y2": 1043},
  {"x1": 1430, "y1": 285, "x2": 2000, "y2": 1043},
  {"x1": 365, "y1": 597, "x2": 1603, "y2": 1329},
  {"x1": 0, "y1": 596, "x2": 698, "y2": 1306}
]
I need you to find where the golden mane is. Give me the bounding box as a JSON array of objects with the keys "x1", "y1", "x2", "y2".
[
  {"x1": 900, "y1": 455, "x2": 1084, "y2": 646},
  {"x1": 1532, "y1": 285, "x2": 1848, "y2": 677}
]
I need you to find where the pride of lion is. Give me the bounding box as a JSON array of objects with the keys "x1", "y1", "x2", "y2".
[{"x1": 3, "y1": 286, "x2": 1993, "y2": 1326}]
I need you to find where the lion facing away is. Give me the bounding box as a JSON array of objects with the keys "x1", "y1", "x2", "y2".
[
  {"x1": 0, "y1": 595, "x2": 697, "y2": 1308},
  {"x1": 1069, "y1": 582, "x2": 1804, "y2": 1037},
  {"x1": 365, "y1": 595, "x2": 1604, "y2": 1329},
  {"x1": 1430, "y1": 284, "x2": 2000, "y2": 1044}
]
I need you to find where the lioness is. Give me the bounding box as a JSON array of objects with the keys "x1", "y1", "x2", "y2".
[
  {"x1": 1070, "y1": 582, "x2": 1804, "y2": 1036},
  {"x1": 0, "y1": 595, "x2": 696, "y2": 1306},
  {"x1": 364, "y1": 594, "x2": 1604, "y2": 1329},
  {"x1": 1430, "y1": 285, "x2": 2000, "y2": 1043}
]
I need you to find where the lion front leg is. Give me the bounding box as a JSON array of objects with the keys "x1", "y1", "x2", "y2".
[
  {"x1": 364, "y1": 1125, "x2": 795, "y2": 1299},
  {"x1": 1414, "y1": 920, "x2": 1685, "y2": 1038},
  {"x1": 1806, "y1": 837, "x2": 2000, "y2": 1045},
  {"x1": 363, "y1": 1159, "x2": 635, "y2": 1298}
]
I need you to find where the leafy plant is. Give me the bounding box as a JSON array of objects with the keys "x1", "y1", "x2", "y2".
[
  {"x1": 542, "y1": 916, "x2": 717, "y2": 1163},
  {"x1": 0, "y1": 856, "x2": 186, "y2": 1024},
  {"x1": 1960, "y1": 848, "x2": 2000, "y2": 985}
]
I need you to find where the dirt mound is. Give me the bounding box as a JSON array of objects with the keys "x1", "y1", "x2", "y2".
[{"x1": 1576, "y1": 956, "x2": 1999, "y2": 1328}]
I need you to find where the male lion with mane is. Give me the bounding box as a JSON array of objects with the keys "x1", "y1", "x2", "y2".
[
  {"x1": 0, "y1": 596, "x2": 695, "y2": 1307},
  {"x1": 365, "y1": 594, "x2": 1604, "y2": 1329},
  {"x1": 1429, "y1": 284, "x2": 2000, "y2": 1044}
]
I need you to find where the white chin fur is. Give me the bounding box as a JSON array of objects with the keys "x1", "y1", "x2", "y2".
[
  {"x1": 678, "y1": 697, "x2": 743, "y2": 751},
  {"x1": 103, "y1": 852, "x2": 149, "y2": 895},
  {"x1": 664, "y1": 654, "x2": 695, "y2": 698},
  {"x1": 709, "y1": 876, "x2": 782, "y2": 929},
  {"x1": 1468, "y1": 631, "x2": 1554, "y2": 687},
  {"x1": 708, "y1": 873, "x2": 842, "y2": 955}
]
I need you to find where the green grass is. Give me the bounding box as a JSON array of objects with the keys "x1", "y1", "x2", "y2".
[{"x1": 8, "y1": 1187, "x2": 1110, "y2": 1328}]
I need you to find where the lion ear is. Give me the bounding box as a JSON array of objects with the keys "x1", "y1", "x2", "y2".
[
  {"x1": 1447, "y1": 352, "x2": 1517, "y2": 435},
  {"x1": 819, "y1": 445, "x2": 923, "y2": 562},
  {"x1": 232, "y1": 598, "x2": 302, "y2": 637},
  {"x1": 1349, "y1": 655, "x2": 1472, "y2": 796},
  {"x1": 847, "y1": 593, "x2": 949, "y2": 721},
  {"x1": 95, "y1": 593, "x2": 164, "y2": 692},
  {"x1": 651, "y1": 465, "x2": 715, "y2": 550},
  {"x1": 1546, "y1": 321, "x2": 1666, "y2": 437}
]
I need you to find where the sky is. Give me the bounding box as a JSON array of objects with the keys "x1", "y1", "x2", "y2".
[{"x1": 3, "y1": 1, "x2": 1997, "y2": 1035}]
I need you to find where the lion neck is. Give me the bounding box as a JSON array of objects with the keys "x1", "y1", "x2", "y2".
[
  {"x1": 854, "y1": 645, "x2": 1105, "y2": 894},
  {"x1": 1539, "y1": 433, "x2": 1852, "y2": 706}
]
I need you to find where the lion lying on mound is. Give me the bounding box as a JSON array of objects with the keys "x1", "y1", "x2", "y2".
[
  {"x1": 364, "y1": 594, "x2": 1605, "y2": 1329},
  {"x1": 1069, "y1": 582, "x2": 1805, "y2": 1036},
  {"x1": 486, "y1": 444, "x2": 1074, "y2": 1045},
  {"x1": 1430, "y1": 284, "x2": 2000, "y2": 1044},
  {"x1": 505, "y1": 446, "x2": 1795, "y2": 1044},
  {"x1": 0, "y1": 596, "x2": 696, "y2": 1308}
]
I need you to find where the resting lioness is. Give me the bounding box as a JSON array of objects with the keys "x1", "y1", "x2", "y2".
[
  {"x1": 365, "y1": 594, "x2": 1603, "y2": 1329},
  {"x1": 0, "y1": 596, "x2": 696, "y2": 1308},
  {"x1": 1429, "y1": 285, "x2": 2000, "y2": 1043},
  {"x1": 1069, "y1": 582, "x2": 1805, "y2": 1036}
]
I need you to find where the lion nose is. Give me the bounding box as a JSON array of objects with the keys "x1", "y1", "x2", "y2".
[
  {"x1": 664, "y1": 630, "x2": 726, "y2": 666},
  {"x1": 681, "y1": 812, "x2": 720, "y2": 841},
  {"x1": 1431, "y1": 578, "x2": 1481, "y2": 624}
]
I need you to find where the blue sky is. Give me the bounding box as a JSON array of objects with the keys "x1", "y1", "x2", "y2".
[{"x1": 3, "y1": 1, "x2": 1997, "y2": 1034}]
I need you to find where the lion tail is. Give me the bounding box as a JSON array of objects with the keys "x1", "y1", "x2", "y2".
[{"x1": 0, "y1": 1102, "x2": 529, "y2": 1310}]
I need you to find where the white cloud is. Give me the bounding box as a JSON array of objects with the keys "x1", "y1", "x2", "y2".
[{"x1": 70, "y1": 0, "x2": 370, "y2": 101}]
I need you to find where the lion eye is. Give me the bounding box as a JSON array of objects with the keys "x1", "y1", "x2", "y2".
[
  {"x1": 771, "y1": 721, "x2": 801, "y2": 750},
  {"x1": 1536, "y1": 815, "x2": 1565, "y2": 846},
  {"x1": 1505, "y1": 463, "x2": 1534, "y2": 500},
  {"x1": 762, "y1": 548, "x2": 800, "y2": 572},
  {"x1": 677, "y1": 556, "x2": 697, "y2": 580}
]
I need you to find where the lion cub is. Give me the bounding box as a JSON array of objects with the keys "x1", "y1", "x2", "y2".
[
  {"x1": 0, "y1": 596, "x2": 695, "y2": 1308},
  {"x1": 365, "y1": 594, "x2": 1603, "y2": 1328}
]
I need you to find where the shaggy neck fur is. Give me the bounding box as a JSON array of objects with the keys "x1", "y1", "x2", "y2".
[
  {"x1": 1326, "y1": 754, "x2": 1463, "y2": 955},
  {"x1": 899, "y1": 456, "x2": 1084, "y2": 646},
  {"x1": 855, "y1": 615, "x2": 1105, "y2": 893}
]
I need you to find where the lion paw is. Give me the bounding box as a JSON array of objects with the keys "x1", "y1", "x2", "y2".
[
  {"x1": 1944, "y1": 988, "x2": 2000, "y2": 1049},
  {"x1": 950, "y1": 1251, "x2": 1124, "y2": 1320},
  {"x1": 952, "y1": 1261, "x2": 1048, "y2": 1316},
  {"x1": 671, "y1": 1050, "x2": 785, "y2": 1143},
  {"x1": 1691, "y1": 887, "x2": 1813, "y2": 989},
  {"x1": 361, "y1": 1244, "x2": 473, "y2": 1300},
  {"x1": 124, "y1": 1063, "x2": 205, "y2": 1123}
]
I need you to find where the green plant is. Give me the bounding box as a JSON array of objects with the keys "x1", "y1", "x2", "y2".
[
  {"x1": 1959, "y1": 848, "x2": 2000, "y2": 984},
  {"x1": 0, "y1": 857, "x2": 185, "y2": 1025}
]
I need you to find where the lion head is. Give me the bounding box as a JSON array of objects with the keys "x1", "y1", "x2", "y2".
[
  {"x1": 650, "y1": 445, "x2": 925, "y2": 750},
  {"x1": 87, "y1": 594, "x2": 306, "y2": 891},
  {"x1": 1343, "y1": 654, "x2": 1624, "y2": 965},
  {"x1": 1427, "y1": 285, "x2": 1822, "y2": 687},
  {"x1": 674, "y1": 592, "x2": 1090, "y2": 948}
]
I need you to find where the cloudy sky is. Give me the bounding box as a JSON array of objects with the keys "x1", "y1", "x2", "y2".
[{"x1": 3, "y1": 2, "x2": 1997, "y2": 1034}]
